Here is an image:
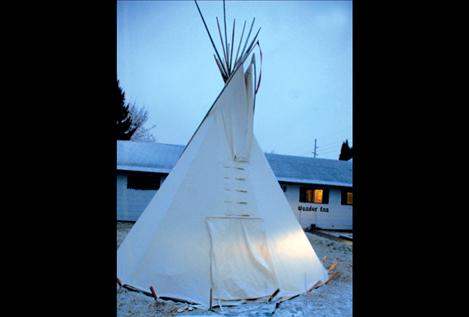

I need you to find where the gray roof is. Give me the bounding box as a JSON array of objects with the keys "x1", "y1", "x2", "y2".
[{"x1": 117, "y1": 140, "x2": 352, "y2": 187}]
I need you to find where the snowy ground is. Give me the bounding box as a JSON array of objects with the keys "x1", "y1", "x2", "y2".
[{"x1": 117, "y1": 222, "x2": 352, "y2": 317}]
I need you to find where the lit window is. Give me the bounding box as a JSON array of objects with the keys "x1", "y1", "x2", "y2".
[
  {"x1": 347, "y1": 192, "x2": 353, "y2": 204},
  {"x1": 314, "y1": 189, "x2": 323, "y2": 203},
  {"x1": 341, "y1": 189, "x2": 353, "y2": 205},
  {"x1": 300, "y1": 187, "x2": 329, "y2": 204}
]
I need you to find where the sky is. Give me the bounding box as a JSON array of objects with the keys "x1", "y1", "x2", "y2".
[{"x1": 117, "y1": 0, "x2": 352, "y2": 160}]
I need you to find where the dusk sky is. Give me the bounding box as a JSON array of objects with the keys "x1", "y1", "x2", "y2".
[{"x1": 117, "y1": 0, "x2": 352, "y2": 159}]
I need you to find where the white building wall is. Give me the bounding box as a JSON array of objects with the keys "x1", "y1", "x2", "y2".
[
  {"x1": 116, "y1": 174, "x2": 157, "y2": 221},
  {"x1": 282, "y1": 184, "x2": 352, "y2": 230}
]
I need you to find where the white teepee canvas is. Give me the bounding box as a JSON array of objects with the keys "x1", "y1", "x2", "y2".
[{"x1": 117, "y1": 57, "x2": 329, "y2": 307}]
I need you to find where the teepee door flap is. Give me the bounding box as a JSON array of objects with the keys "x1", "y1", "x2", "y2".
[{"x1": 206, "y1": 217, "x2": 278, "y2": 301}]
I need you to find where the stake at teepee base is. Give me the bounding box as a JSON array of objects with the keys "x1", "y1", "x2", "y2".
[
  {"x1": 307, "y1": 258, "x2": 340, "y2": 292},
  {"x1": 117, "y1": 277, "x2": 122, "y2": 288},
  {"x1": 312, "y1": 280, "x2": 323, "y2": 290},
  {"x1": 327, "y1": 260, "x2": 338, "y2": 273},
  {"x1": 150, "y1": 286, "x2": 158, "y2": 302},
  {"x1": 308, "y1": 274, "x2": 340, "y2": 292},
  {"x1": 209, "y1": 288, "x2": 213, "y2": 311},
  {"x1": 268, "y1": 288, "x2": 280, "y2": 302},
  {"x1": 325, "y1": 272, "x2": 340, "y2": 285}
]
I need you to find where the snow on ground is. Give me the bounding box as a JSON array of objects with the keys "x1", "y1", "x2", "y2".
[{"x1": 117, "y1": 222, "x2": 352, "y2": 317}]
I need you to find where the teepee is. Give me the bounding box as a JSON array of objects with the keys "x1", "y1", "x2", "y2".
[{"x1": 117, "y1": 1, "x2": 328, "y2": 307}]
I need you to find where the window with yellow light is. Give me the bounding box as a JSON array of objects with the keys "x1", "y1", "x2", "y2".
[
  {"x1": 300, "y1": 187, "x2": 329, "y2": 204},
  {"x1": 341, "y1": 189, "x2": 353, "y2": 205}
]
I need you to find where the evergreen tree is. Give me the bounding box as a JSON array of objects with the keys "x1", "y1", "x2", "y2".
[
  {"x1": 116, "y1": 80, "x2": 138, "y2": 140},
  {"x1": 339, "y1": 139, "x2": 353, "y2": 161}
]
